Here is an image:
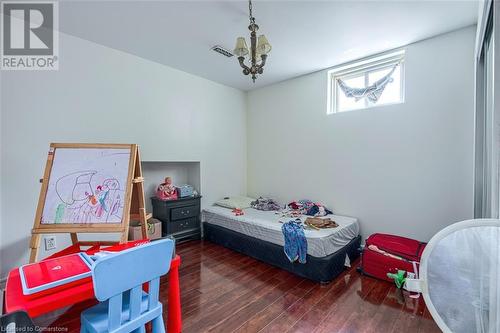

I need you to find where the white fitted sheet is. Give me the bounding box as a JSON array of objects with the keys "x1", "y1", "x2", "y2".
[{"x1": 202, "y1": 206, "x2": 360, "y2": 258}]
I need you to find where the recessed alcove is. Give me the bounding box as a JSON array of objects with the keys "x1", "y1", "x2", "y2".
[{"x1": 141, "y1": 161, "x2": 201, "y2": 213}]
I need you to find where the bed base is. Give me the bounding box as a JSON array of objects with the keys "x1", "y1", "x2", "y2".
[{"x1": 203, "y1": 222, "x2": 361, "y2": 283}]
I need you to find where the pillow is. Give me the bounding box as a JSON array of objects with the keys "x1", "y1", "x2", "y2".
[{"x1": 215, "y1": 196, "x2": 255, "y2": 209}]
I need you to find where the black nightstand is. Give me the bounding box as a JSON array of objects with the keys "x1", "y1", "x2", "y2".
[{"x1": 151, "y1": 195, "x2": 202, "y2": 242}]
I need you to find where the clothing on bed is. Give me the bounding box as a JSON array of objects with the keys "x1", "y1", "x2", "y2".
[
  {"x1": 202, "y1": 206, "x2": 360, "y2": 258},
  {"x1": 304, "y1": 217, "x2": 338, "y2": 229},
  {"x1": 288, "y1": 199, "x2": 333, "y2": 217},
  {"x1": 251, "y1": 197, "x2": 282, "y2": 211},
  {"x1": 282, "y1": 220, "x2": 308, "y2": 264}
]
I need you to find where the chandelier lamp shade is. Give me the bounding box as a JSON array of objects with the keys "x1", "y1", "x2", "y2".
[{"x1": 233, "y1": 0, "x2": 272, "y2": 82}]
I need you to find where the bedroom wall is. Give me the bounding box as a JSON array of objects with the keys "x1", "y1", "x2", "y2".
[
  {"x1": 247, "y1": 26, "x2": 476, "y2": 242},
  {"x1": 0, "y1": 32, "x2": 247, "y2": 278}
]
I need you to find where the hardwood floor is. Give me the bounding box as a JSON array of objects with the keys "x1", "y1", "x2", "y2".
[{"x1": 34, "y1": 240, "x2": 441, "y2": 333}]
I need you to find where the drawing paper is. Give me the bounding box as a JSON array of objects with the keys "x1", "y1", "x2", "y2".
[{"x1": 41, "y1": 148, "x2": 131, "y2": 224}]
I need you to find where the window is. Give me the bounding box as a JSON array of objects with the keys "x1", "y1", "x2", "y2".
[{"x1": 328, "y1": 50, "x2": 405, "y2": 114}]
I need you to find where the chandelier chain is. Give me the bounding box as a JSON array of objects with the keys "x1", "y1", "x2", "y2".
[{"x1": 249, "y1": 0, "x2": 255, "y2": 24}]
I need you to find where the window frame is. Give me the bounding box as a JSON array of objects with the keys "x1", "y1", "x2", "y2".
[{"x1": 327, "y1": 50, "x2": 406, "y2": 114}]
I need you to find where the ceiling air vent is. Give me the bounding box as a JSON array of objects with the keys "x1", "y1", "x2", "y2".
[{"x1": 211, "y1": 45, "x2": 234, "y2": 58}]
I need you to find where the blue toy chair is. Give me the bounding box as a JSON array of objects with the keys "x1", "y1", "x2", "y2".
[{"x1": 80, "y1": 239, "x2": 174, "y2": 333}]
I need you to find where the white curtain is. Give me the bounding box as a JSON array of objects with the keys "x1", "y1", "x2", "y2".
[{"x1": 337, "y1": 64, "x2": 398, "y2": 103}]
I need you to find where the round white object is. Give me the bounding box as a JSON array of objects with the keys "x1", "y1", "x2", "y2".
[{"x1": 419, "y1": 219, "x2": 500, "y2": 333}]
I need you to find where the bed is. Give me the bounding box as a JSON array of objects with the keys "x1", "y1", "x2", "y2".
[{"x1": 202, "y1": 206, "x2": 361, "y2": 283}]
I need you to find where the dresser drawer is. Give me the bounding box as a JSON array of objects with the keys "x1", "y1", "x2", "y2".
[
  {"x1": 171, "y1": 205, "x2": 198, "y2": 220},
  {"x1": 168, "y1": 217, "x2": 199, "y2": 234}
]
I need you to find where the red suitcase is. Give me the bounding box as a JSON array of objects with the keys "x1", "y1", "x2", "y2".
[{"x1": 359, "y1": 233, "x2": 426, "y2": 282}]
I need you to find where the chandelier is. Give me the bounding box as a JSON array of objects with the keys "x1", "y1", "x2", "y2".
[{"x1": 233, "y1": 0, "x2": 272, "y2": 83}]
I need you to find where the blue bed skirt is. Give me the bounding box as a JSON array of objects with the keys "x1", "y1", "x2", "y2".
[{"x1": 203, "y1": 222, "x2": 361, "y2": 283}]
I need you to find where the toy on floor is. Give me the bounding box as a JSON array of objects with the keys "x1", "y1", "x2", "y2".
[{"x1": 387, "y1": 270, "x2": 407, "y2": 289}]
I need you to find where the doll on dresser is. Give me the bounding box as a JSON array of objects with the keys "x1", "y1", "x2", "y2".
[{"x1": 156, "y1": 176, "x2": 178, "y2": 200}]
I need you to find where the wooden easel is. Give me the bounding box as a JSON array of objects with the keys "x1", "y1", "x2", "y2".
[{"x1": 29, "y1": 143, "x2": 151, "y2": 263}]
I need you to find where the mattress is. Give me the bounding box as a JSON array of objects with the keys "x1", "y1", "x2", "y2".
[{"x1": 202, "y1": 206, "x2": 360, "y2": 258}]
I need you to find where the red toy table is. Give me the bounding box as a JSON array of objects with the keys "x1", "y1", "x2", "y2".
[{"x1": 4, "y1": 242, "x2": 182, "y2": 333}]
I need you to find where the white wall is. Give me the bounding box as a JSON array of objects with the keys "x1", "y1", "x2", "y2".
[
  {"x1": 0, "y1": 32, "x2": 247, "y2": 278},
  {"x1": 247, "y1": 27, "x2": 476, "y2": 242}
]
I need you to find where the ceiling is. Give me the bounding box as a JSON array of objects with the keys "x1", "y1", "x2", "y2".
[{"x1": 59, "y1": 1, "x2": 478, "y2": 91}]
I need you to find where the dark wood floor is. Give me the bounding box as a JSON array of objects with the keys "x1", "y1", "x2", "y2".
[{"x1": 34, "y1": 240, "x2": 441, "y2": 333}]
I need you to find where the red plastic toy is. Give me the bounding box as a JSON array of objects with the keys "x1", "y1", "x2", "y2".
[
  {"x1": 19, "y1": 253, "x2": 92, "y2": 298},
  {"x1": 232, "y1": 208, "x2": 244, "y2": 216}
]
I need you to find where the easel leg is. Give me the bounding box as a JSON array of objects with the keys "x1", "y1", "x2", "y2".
[
  {"x1": 70, "y1": 233, "x2": 78, "y2": 245},
  {"x1": 120, "y1": 145, "x2": 150, "y2": 243},
  {"x1": 139, "y1": 208, "x2": 148, "y2": 239},
  {"x1": 120, "y1": 230, "x2": 129, "y2": 243},
  {"x1": 133, "y1": 147, "x2": 148, "y2": 240},
  {"x1": 29, "y1": 234, "x2": 41, "y2": 263}
]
